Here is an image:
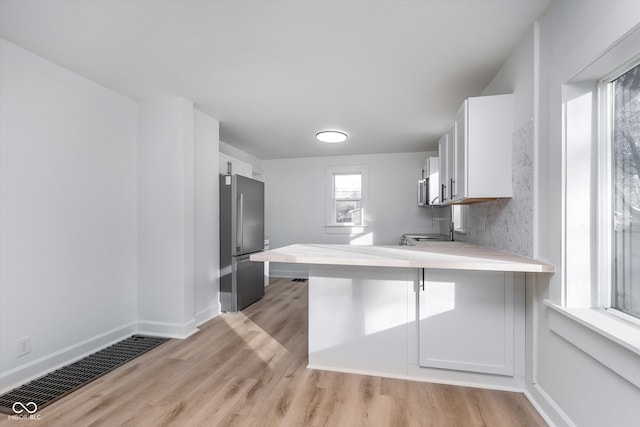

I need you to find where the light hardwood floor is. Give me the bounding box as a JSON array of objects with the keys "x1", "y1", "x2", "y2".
[{"x1": 1, "y1": 278, "x2": 547, "y2": 427}]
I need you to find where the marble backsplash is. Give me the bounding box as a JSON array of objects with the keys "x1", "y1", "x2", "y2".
[{"x1": 464, "y1": 120, "x2": 534, "y2": 257}]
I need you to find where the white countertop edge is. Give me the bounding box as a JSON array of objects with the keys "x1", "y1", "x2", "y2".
[{"x1": 250, "y1": 243, "x2": 555, "y2": 273}]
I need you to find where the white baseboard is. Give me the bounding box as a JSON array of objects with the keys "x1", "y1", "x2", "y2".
[
  {"x1": 136, "y1": 318, "x2": 198, "y2": 339},
  {"x1": 307, "y1": 364, "x2": 525, "y2": 393},
  {"x1": 525, "y1": 383, "x2": 575, "y2": 427},
  {"x1": 0, "y1": 322, "x2": 136, "y2": 394},
  {"x1": 194, "y1": 306, "x2": 220, "y2": 327}
]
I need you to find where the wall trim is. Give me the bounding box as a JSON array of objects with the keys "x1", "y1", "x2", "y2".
[
  {"x1": 308, "y1": 364, "x2": 525, "y2": 393},
  {"x1": 0, "y1": 322, "x2": 137, "y2": 394},
  {"x1": 136, "y1": 318, "x2": 198, "y2": 339},
  {"x1": 525, "y1": 382, "x2": 576, "y2": 427},
  {"x1": 546, "y1": 302, "x2": 640, "y2": 389},
  {"x1": 195, "y1": 306, "x2": 220, "y2": 327}
]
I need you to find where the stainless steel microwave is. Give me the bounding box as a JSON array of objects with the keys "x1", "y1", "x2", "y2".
[{"x1": 418, "y1": 157, "x2": 440, "y2": 207}]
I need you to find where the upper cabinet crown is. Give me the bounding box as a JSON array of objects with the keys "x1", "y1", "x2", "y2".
[{"x1": 438, "y1": 94, "x2": 513, "y2": 205}]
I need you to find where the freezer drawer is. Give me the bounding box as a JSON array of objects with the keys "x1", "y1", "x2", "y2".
[{"x1": 221, "y1": 254, "x2": 264, "y2": 312}]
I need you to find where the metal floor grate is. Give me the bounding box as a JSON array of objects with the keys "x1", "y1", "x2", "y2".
[
  {"x1": 292, "y1": 278, "x2": 307, "y2": 282},
  {"x1": 0, "y1": 335, "x2": 169, "y2": 415}
]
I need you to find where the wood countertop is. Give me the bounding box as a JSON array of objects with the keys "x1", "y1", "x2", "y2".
[{"x1": 250, "y1": 242, "x2": 555, "y2": 273}]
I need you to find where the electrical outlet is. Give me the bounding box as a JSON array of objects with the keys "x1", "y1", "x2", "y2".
[
  {"x1": 481, "y1": 218, "x2": 487, "y2": 231},
  {"x1": 17, "y1": 336, "x2": 31, "y2": 357}
]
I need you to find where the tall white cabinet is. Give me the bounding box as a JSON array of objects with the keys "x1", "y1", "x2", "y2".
[{"x1": 439, "y1": 94, "x2": 513, "y2": 205}]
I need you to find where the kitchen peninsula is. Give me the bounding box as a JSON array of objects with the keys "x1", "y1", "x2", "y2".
[{"x1": 252, "y1": 242, "x2": 554, "y2": 391}]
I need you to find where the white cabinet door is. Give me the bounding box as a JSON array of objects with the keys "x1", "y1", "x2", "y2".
[
  {"x1": 438, "y1": 131, "x2": 451, "y2": 204},
  {"x1": 466, "y1": 94, "x2": 512, "y2": 199},
  {"x1": 237, "y1": 161, "x2": 253, "y2": 178},
  {"x1": 418, "y1": 269, "x2": 516, "y2": 376},
  {"x1": 436, "y1": 94, "x2": 513, "y2": 205},
  {"x1": 452, "y1": 101, "x2": 467, "y2": 202}
]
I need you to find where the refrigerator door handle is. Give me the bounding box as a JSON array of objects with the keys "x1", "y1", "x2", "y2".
[{"x1": 237, "y1": 193, "x2": 244, "y2": 253}]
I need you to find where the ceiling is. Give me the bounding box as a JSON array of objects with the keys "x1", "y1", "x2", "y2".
[{"x1": 0, "y1": 0, "x2": 550, "y2": 160}]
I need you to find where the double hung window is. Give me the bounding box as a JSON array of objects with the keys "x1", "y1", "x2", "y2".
[
  {"x1": 333, "y1": 173, "x2": 362, "y2": 225},
  {"x1": 606, "y1": 61, "x2": 640, "y2": 320},
  {"x1": 325, "y1": 165, "x2": 368, "y2": 227}
]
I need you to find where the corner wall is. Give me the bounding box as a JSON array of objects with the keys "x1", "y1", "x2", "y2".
[
  {"x1": 137, "y1": 100, "x2": 221, "y2": 337},
  {"x1": 137, "y1": 97, "x2": 197, "y2": 337},
  {"x1": 194, "y1": 110, "x2": 221, "y2": 323}
]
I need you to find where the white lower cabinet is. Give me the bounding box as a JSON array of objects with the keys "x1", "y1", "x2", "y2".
[
  {"x1": 308, "y1": 265, "x2": 411, "y2": 376},
  {"x1": 307, "y1": 265, "x2": 526, "y2": 390},
  {"x1": 417, "y1": 269, "x2": 519, "y2": 376}
]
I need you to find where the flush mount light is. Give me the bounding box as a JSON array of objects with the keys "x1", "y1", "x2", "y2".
[{"x1": 316, "y1": 130, "x2": 348, "y2": 143}]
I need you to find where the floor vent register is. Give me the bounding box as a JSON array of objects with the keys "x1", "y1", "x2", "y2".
[{"x1": 0, "y1": 335, "x2": 169, "y2": 415}]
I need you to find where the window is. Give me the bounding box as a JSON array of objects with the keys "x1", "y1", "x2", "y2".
[
  {"x1": 325, "y1": 165, "x2": 368, "y2": 228},
  {"x1": 607, "y1": 61, "x2": 640, "y2": 320},
  {"x1": 552, "y1": 26, "x2": 640, "y2": 388},
  {"x1": 334, "y1": 173, "x2": 362, "y2": 224}
]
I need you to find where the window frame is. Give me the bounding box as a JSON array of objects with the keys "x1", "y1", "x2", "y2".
[
  {"x1": 598, "y1": 58, "x2": 640, "y2": 324},
  {"x1": 550, "y1": 21, "x2": 640, "y2": 392},
  {"x1": 325, "y1": 165, "x2": 368, "y2": 229}
]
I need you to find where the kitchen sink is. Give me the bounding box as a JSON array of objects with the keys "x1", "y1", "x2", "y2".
[{"x1": 399, "y1": 233, "x2": 451, "y2": 246}]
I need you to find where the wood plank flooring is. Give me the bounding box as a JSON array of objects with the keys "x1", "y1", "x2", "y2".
[{"x1": 0, "y1": 278, "x2": 547, "y2": 427}]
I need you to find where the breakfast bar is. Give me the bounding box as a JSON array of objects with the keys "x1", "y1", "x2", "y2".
[{"x1": 251, "y1": 242, "x2": 554, "y2": 391}]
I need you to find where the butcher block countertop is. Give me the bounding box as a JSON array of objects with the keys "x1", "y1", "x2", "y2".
[{"x1": 250, "y1": 242, "x2": 555, "y2": 273}]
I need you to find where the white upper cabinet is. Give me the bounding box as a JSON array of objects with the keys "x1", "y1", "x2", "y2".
[
  {"x1": 451, "y1": 102, "x2": 467, "y2": 202},
  {"x1": 219, "y1": 152, "x2": 253, "y2": 178},
  {"x1": 439, "y1": 94, "x2": 513, "y2": 205},
  {"x1": 437, "y1": 130, "x2": 451, "y2": 204}
]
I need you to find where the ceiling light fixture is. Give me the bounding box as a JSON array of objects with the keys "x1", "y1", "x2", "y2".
[{"x1": 316, "y1": 130, "x2": 348, "y2": 143}]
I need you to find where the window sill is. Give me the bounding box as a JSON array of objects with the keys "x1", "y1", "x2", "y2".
[
  {"x1": 324, "y1": 225, "x2": 367, "y2": 234},
  {"x1": 545, "y1": 301, "x2": 640, "y2": 388}
]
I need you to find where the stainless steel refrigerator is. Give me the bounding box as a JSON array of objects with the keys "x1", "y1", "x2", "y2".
[{"x1": 219, "y1": 174, "x2": 265, "y2": 312}]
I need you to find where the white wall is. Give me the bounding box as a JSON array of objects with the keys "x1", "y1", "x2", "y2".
[
  {"x1": 0, "y1": 39, "x2": 138, "y2": 390},
  {"x1": 194, "y1": 109, "x2": 220, "y2": 323},
  {"x1": 0, "y1": 39, "x2": 223, "y2": 392},
  {"x1": 531, "y1": 2, "x2": 640, "y2": 426},
  {"x1": 264, "y1": 152, "x2": 441, "y2": 277},
  {"x1": 460, "y1": 3, "x2": 640, "y2": 424},
  {"x1": 137, "y1": 99, "x2": 221, "y2": 337},
  {"x1": 137, "y1": 97, "x2": 197, "y2": 338}
]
